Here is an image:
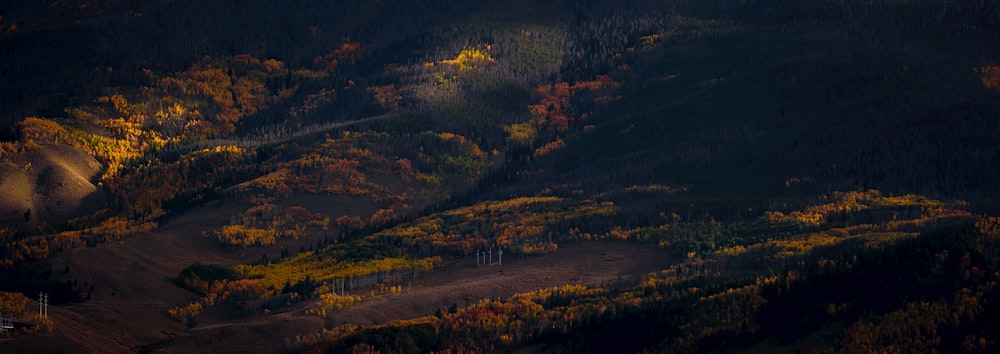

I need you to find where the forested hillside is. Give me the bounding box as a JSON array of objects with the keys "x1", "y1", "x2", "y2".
[{"x1": 1, "y1": 0, "x2": 999, "y2": 352}]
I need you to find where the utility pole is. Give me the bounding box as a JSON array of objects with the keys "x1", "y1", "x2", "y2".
[
  {"x1": 0, "y1": 313, "x2": 13, "y2": 334},
  {"x1": 498, "y1": 247, "x2": 502, "y2": 266},
  {"x1": 488, "y1": 247, "x2": 493, "y2": 265},
  {"x1": 38, "y1": 292, "x2": 48, "y2": 318}
]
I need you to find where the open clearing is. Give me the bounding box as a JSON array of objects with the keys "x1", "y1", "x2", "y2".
[
  {"x1": 14, "y1": 218, "x2": 671, "y2": 354},
  {"x1": 3, "y1": 182, "x2": 674, "y2": 353},
  {"x1": 146, "y1": 240, "x2": 673, "y2": 353}
]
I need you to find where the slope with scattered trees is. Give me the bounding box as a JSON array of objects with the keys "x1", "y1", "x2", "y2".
[{"x1": 0, "y1": 0, "x2": 998, "y2": 352}]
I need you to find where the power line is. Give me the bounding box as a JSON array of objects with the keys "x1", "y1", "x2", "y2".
[
  {"x1": 0, "y1": 313, "x2": 13, "y2": 334},
  {"x1": 476, "y1": 245, "x2": 503, "y2": 267},
  {"x1": 38, "y1": 292, "x2": 48, "y2": 318}
]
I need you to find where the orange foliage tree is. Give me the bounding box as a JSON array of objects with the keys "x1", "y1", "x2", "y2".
[
  {"x1": 528, "y1": 75, "x2": 619, "y2": 132},
  {"x1": 315, "y1": 42, "x2": 365, "y2": 73},
  {"x1": 978, "y1": 66, "x2": 1000, "y2": 91}
]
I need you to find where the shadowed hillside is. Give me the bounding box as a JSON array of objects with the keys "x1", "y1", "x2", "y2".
[{"x1": 0, "y1": 0, "x2": 998, "y2": 352}]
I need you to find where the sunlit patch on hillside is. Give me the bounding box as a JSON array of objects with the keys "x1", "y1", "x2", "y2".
[
  {"x1": 439, "y1": 46, "x2": 495, "y2": 72},
  {"x1": 368, "y1": 196, "x2": 617, "y2": 256}
]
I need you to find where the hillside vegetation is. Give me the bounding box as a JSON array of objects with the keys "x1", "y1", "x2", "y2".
[{"x1": 1, "y1": 0, "x2": 999, "y2": 352}]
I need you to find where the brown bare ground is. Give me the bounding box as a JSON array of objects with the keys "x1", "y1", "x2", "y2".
[
  {"x1": 9, "y1": 198, "x2": 258, "y2": 353},
  {"x1": 148, "y1": 241, "x2": 672, "y2": 353},
  {"x1": 0, "y1": 145, "x2": 105, "y2": 231},
  {"x1": 3, "y1": 188, "x2": 672, "y2": 353},
  {"x1": 328, "y1": 240, "x2": 671, "y2": 326}
]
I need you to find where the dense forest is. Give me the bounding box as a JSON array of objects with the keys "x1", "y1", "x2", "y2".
[{"x1": 1, "y1": 0, "x2": 999, "y2": 352}]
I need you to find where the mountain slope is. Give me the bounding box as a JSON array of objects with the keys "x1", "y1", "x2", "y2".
[
  {"x1": 0, "y1": 144, "x2": 105, "y2": 231},
  {"x1": 0, "y1": 0, "x2": 998, "y2": 353}
]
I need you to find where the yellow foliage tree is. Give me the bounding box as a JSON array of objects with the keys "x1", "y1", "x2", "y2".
[{"x1": 440, "y1": 47, "x2": 495, "y2": 71}]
